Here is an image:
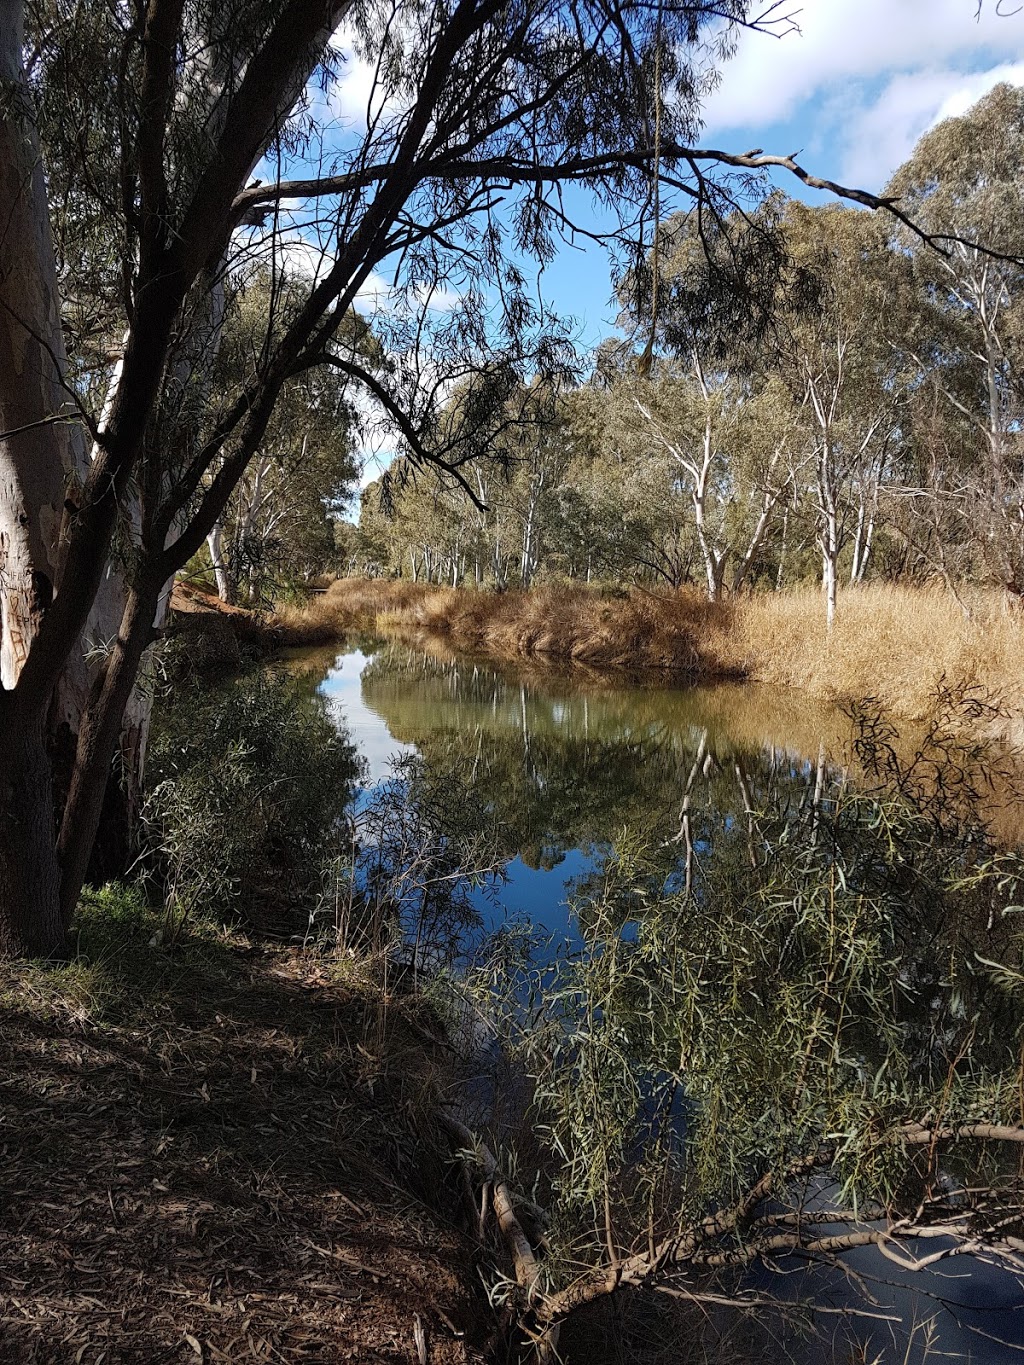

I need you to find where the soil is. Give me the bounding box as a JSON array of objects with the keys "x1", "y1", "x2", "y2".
[
  {"x1": 168, "y1": 584, "x2": 280, "y2": 674},
  {"x1": 0, "y1": 919, "x2": 493, "y2": 1364}
]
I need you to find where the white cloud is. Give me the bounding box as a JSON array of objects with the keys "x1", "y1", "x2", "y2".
[
  {"x1": 353, "y1": 271, "x2": 464, "y2": 317},
  {"x1": 838, "y1": 61, "x2": 1024, "y2": 186},
  {"x1": 354, "y1": 269, "x2": 397, "y2": 312},
  {"x1": 702, "y1": 0, "x2": 1022, "y2": 135},
  {"x1": 327, "y1": 23, "x2": 415, "y2": 129},
  {"x1": 331, "y1": 48, "x2": 381, "y2": 127}
]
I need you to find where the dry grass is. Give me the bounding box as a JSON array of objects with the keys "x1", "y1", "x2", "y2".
[
  {"x1": 277, "y1": 578, "x2": 738, "y2": 675},
  {"x1": 276, "y1": 578, "x2": 1024, "y2": 720},
  {"x1": 274, "y1": 579, "x2": 439, "y2": 645},
  {"x1": 730, "y1": 582, "x2": 1024, "y2": 719}
]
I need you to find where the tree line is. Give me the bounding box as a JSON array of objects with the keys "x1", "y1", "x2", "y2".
[{"x1": 355, "y1": 84, "x2": 1024, "y2": 628}]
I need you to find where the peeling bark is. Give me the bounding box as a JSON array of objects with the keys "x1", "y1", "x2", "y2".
[{"x1": 0, "y1": 1, "x2": 81, "y2": 691}]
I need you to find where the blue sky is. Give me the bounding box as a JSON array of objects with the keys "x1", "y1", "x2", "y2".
[{"x1": 324, "y1": 0, "x2": 1024, "y2": 487}]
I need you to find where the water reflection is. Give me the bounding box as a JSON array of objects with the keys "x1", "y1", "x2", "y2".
[
  {"x1": 283, "y1": 640, "x2": 1024, "y2": 1363},
  {"x1": 286, "y1": 640, "x2": 884, "y2": 937}
]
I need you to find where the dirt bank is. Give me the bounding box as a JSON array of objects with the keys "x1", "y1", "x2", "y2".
[
  {"x1": 0, "y1": 893, "x2": 491, "y2": 1364},
  {"x1": 168, "y1": 582, "x2": 280, "y2": 676}
]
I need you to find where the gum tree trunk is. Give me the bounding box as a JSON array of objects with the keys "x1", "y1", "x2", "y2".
[
  {"x1": 0, "y1": 0, "x2": 80, "y2": 950},
  {"x1": 0, "y1": 699, "x2": 63, "y2": 957},
  {"x1": 0, "y1": 0, "x2": 75, "y2": 688}
]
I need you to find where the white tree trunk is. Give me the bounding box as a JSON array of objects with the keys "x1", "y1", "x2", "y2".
[
  {"x1": 0, "y1": 1, "x2": 82, "y2": 689},
  {"x1": 775, "y1": 505, "x2": 789, "y2": 592},
  {"x1": 207, "y1": 521, "x2": 232, "y2": 602},
  {"x1": 821, "y1": 505, "x2": 838, "y2": 632},
  {"x1": 858, "y1": 510, "x2": 875, "y2": 582},
  {"x1": 0, "y1": 0, "x2": 79, "y2": 949}
]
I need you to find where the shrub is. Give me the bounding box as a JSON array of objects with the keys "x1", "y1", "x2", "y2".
[{"x1": 144, "y1": 670, "x2": 361, "y2": 929}]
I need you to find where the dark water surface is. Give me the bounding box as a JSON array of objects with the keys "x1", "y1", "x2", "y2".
[{"x1": 283, "y1": 639, "x2": 1024, "y2": 1364}]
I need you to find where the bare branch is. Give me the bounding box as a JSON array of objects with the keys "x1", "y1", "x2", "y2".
[{"x1": 311, "y1": 354, "x2": 488, "y2": 510}]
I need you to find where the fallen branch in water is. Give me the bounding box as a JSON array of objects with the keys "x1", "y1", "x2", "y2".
[
  {"x1": 439, "y1": 1110, "x2": 545, "y2": 1296},
  {"x1": 439, "y1": 1109, "x2": 560, "y2": 1363},
  {"x1": 444, "y1": 1113, "x2": 1024, "y2": 1349}
]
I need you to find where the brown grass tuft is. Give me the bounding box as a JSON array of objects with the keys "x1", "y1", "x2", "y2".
[{"x1": 274, "y1": 578, "x2": 440, "y2": 644}]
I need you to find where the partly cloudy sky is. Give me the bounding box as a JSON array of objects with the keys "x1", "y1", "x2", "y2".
[
  {"x1": 542, "y1": 0, "x2": 1024, "y2": 340},
  {"x1": 701, "y1": 0, "x2": 1024, "y2": 187},
  {"x1": 339, "y1": 0, "x2": 1024, "y2": 488}
]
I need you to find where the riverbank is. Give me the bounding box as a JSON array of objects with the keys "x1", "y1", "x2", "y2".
[
  {"x1": 274, "y1": 578, "x2": 1024, "y2": 720},
  {"x1": 168, "y1": 581, "x2": 279, "y2": 674},
  {"x1": 0, "y1": 890, "x2": 490, "y2": 1364}
]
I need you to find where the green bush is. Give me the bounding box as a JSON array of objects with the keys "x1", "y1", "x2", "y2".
[{"x1": 145, "y1": 670, "x2": 361, "y2": 927}]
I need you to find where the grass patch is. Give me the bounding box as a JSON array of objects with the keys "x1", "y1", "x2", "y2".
[
  {"x1": 730, "y1": 581, "x2": 1024, "y2": 718},
  {"x1": 276, "y1": 578, "x2": 736, "y2": 674}
]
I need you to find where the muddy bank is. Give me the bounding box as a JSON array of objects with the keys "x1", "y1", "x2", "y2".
[{"x1": 168, "y1": 582, "x2": 281, "y2": 676}]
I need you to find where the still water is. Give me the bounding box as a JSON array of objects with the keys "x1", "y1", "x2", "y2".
[
  {"x1": 285, "y1": 638, "x2": 1024, "y2": 1364},
  {"x1": 288, "y1": 638, "x2": 871, "y2": 936}
]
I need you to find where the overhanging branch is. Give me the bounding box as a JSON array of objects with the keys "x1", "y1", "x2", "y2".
[
  {"x1": 234, "y1": 145, "x2": 1024, "y2": 268},
  {"x1": 310, "y1": 353, "x2": 488, "y2": 510}
]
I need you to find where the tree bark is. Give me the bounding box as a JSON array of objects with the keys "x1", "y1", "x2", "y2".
[
  {"x1": 0, "y1": 698, "x2": 64, "y2": 957},
  {"x1": 0, "y1": 0, "x2": 79, "y2": 690},
  {"x1": 821, "y1": 514, "x2": 838, "y2": 632},
  {"x1": 0, "y1": 0, "x2": 86, "y2": 952},
  {"x1": 57, "y1": 578, "x2": 161, "y2": 923},
  {"x1": 207, "y1": 521, "x2": 233, "y2": 602}
]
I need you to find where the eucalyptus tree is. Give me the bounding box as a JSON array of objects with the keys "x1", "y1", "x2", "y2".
[
  {"x1": 561, "y1": 380, "x2": 698, "y2": 586},
  {"x1": 358, "y1": 378, "x2": 567, "y2": 587},
  {"x1": 772, "y1": 202, "x2": 912, "y2": 627},
  {"x1": 886, "y1": 83, "x2": 1024, "y2": 597},
  {"x1": 605, "y1": 208, "x2": 809, "y2": 599},
  {"x1": 360, "y1": 462, "x2": 473, "y2": 583},
  {"x1": 202, "y1": 279, "x2": 364, "y2": 603}
]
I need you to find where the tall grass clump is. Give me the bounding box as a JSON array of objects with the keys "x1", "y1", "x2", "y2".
[
  {"x1": 278, "y1": 577, "x2": 737, "y2": 674},
  {"x1": 274, "y1": 577, "x2": 439, "y2": 644}
]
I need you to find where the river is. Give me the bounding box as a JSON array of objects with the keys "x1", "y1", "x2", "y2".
[
  {"x1": 287, "y1": 638, "x2": 875, "y2": 936},
  {"x1": 283, "y1": 637, "x2": 1024, "y2": 1365}
]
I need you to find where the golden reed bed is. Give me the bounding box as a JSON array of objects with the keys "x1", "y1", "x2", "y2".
[{"x1": 275, "y1": 578, "x2": 1024, "y2": 720}]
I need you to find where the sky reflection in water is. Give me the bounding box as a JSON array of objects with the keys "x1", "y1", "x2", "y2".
[{"x1": 300, "y1": 640, "x2": 1024, "y2": 1363}]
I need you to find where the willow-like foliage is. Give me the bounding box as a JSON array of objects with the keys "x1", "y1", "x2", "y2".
[{"x1": 470, "y1": 690, "x2": 1024, "y2": 1318}]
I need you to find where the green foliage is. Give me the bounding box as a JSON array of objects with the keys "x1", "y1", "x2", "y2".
[
  {"x1": 144, "y1": 671, "x2": 361, "y2": 927},
  {"x1": 470, "y1": 691, "x2": 1024, "y2": 1287},
  {"x1": 0, "y1": 883, "x2": 244, "y2": 1027}
]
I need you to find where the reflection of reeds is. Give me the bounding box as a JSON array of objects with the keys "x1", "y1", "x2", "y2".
[{"x1": 275, "y1": 579, "x2": 1024, "y2": 720}]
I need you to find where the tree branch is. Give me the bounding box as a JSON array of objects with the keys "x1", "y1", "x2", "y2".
[
  {"x1": 311, "y1": 354, "x2": 488, "y2": 510},
  {"x1": 233, "y1": 144, "x2": 1024, "y2": 267}
]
